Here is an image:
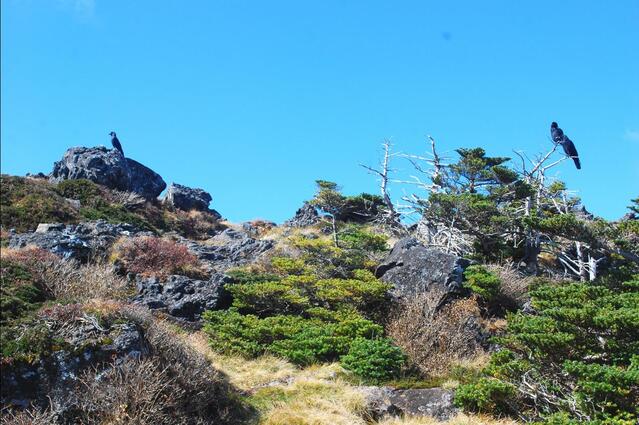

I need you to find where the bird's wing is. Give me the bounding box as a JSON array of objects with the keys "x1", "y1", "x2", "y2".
[{"x1": 564, "y1": 138, "x2": 579, "y2": 157}]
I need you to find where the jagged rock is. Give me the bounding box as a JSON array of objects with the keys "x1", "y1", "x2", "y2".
[
  {"x1": 620, "y1": 212, "x2": 637, "y2": 221},
  {"x1": 50, "y1": 146, "x2": 166, "y2": 199},
  {"x1": 571, "y1": 204, "x2": 594, "y2": 220},
  {"x1": 375, "y1": 238, "x2": 470, "y2": 312},
  {"x1": 163, "y1": 182, "x2": 214, "y2": 212},
  {"x1": 176, "y1": 228, "x2": 274, "y2": 272},
  {"x1": 359, "y1": 386, "x2": 402, "y2": 419},
  {"x1": 284, "y1": 202, "x2": 320, "y2": 227},
  {"x1": 133, "y1": 273, "x2": 231, "y2": 321},
  {"x1": 242, "y1": 220, "x2": 277, "y2": 238},
  {"x1": 360, "y1": 387, "x2": 457, "y2": 420},
  {"x1": 9, "y1": 220, "x2": 151, "y2": 261},
  {"x1": 1, "y1": 313, "x2": 147, "y2": 412}
]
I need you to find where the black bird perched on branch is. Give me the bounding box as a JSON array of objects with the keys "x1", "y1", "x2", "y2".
[
  {"x1": 550, "y1": 122, "x2": 581, "y2": 169},
  {"x1": 109, "y1": 131, "x2": 124, "y2": 156}
]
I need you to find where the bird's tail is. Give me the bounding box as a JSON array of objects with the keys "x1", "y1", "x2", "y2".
[{"x1": 573, "y1": 157, "x2": 581, "y2": 170}]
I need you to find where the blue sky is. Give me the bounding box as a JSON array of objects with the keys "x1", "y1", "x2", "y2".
[{"x1": 2, "y1": 1, "x2": 638, "y2": 223}]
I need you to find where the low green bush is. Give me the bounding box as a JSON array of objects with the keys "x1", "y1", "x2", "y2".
[
  {"x1": 455, "y1": 276, "x2": 639, "y2": 423},
  {"x1": 0, "y1": 258, "x2": 57, "y2": 361},
  {"x1": 454, "y1": 377, "x2": 516, "y2": 414},
  {"x1": 340, "y1": 337, "x2": 405, "y2": 384},
  {"x1": 0, "y1": 175, "x2": 79, "y2": 231},
  {"x1": 202, "y1": 309, "x2": 385, "y2": 367},
  {"x1": 463, "y1": 265, "x2": 501, "y2": 301},
  {"x1": 204, "y1": 230, "x2": 402, "y2": 382}
]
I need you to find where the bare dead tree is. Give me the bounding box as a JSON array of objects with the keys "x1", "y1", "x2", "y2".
[
  {"x1": 512, "y1": 142, "x2": 608, "y2": 280},
  {"x1": 360, "y1": 139, "x2": 401, "y2": 228}
]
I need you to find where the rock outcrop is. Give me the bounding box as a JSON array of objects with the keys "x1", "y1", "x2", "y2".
[
  {"x1": 163, "y1": 183, "x2": 216, "y2": 213},
  {"x1": 50, "y1": 146, "x2": 166, "y2": 199},
  {"x1": 284, "y1": 202, "x2": 320, "y2": 227},
  {"x1": 1, "y1": 310, "x2": 147, "y2": 411},
  {"x1": 133, "y1": 273, "x2": 231, "y2": 321},
  {"x1": 177, "y1": 228, "x2": 274, "y2": 272},
  {"x1": 360, "y1": 386, "x2": 457, "y2": 420},
  {"x1": 375, "y1": 238, "x2": 470, "y2": 313},
  {"x1": 8, "y1": 220, "x2": 151, "y2": 261}
]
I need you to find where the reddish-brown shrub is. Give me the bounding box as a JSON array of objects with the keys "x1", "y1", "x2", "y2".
[
  {"x1": 113, "y1": 236, "x2": 201, "y2": 279},
  {"x1": 1, "y1": 247, "x2": 60, "y2": 270}
]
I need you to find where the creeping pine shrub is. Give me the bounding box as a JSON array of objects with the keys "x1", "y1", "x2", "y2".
[
  {"x1": 226, "y1": 257, "x2": 390, "y2": 318},
  {"x1": 463, "y1": 265, "x2": 500, "y2": 301},
  {"x1": 454, "y1": 378, "x2": 516, "y2": 415},
  {"x1": 202, "y1": 309, "x2": 384, "y2": 366},
  {"x1": 289, "y1": 233, "x2": 384, "y2": 279},
  {"x1": 204, "y1": 252, "x2": 403, "y2": 380},
  {"x1": 455, "y1": 276, "x2": 639, "y2": 423},
  {"x1": 340, "y1": 337, "x2": 405, "y2": 383},
  {"x1": 113, "y1": 236, "x2": 203, "y2": 279}
]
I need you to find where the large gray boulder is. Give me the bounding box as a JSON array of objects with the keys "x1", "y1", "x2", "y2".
[
  {"x1": 133, "y1": 273, "x2": 231, "y2": 321},
  {"x1": 163, "y1": 183, "x2": 214, "y2": 212},
  {"x1": 375, "y1": 238, "x2": 469, "y2": 312},
  {"x1": 50, "y1": 146, "x2": 166, "y2": 199},
  {"x1": 360, "y1": 386, "x2": 457, "y2": 420},
  {"x1": 8, "y1": 220, "x2": 151, "y2": 261}
]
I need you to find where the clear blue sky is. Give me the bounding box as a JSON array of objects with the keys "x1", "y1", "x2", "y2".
[{"x1": 2, "y1": 1, "x2": 638, "y2": 223}]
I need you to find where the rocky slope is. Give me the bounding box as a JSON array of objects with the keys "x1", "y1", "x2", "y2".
[{"x1": 6, "y1": 144, "x2": 634, "y2": 424}]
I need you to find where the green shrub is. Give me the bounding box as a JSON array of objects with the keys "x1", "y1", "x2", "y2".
[
  {"x1": 454, "y1": 378, "x2": 516, "y2": 414},
  {"x1": 229, "y1": 276, "x2": 312, "y2": 316},
  {"x1": 55, "y1": 179, "x2": 155, "y2": 230},
  {"x1": 228, "y1": 269, "x2": 389, "y2": 318},
  {"x1": 339, "y1": 225, "x2": 388, "y2": 252},
  {"x1": 0, "y1": 258, "x2": 58, "y2": 361},
  {"x1": 456, "y1": 276, "x2": 639, "y2": 423},
  {"x1": 203, "y1": 227, "x2": 398, "y2": 381},
  {"x1": 202, "y1": 309, "x2": 385, "y2": 368},
  {"x1": 55, "y1": 179, "x2": 103, "y2": 202},
  {"x1": 290, "y1": 235, "x2": 378, "y2": 278},
  {"x1": 0, "y1": 175, "x2": 79, "y2": 231},
  {"x1": 340, "y1": 337, "x2": 405, "y2": 384},
  {"x1": 463, "y1": 265, "x2": 501, "y2": 301},
  {"x1": 0, "y1": 259, "x2": 49, "y2": 323}
]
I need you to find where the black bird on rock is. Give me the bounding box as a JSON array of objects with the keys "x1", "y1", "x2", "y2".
[
  {"x1": 109, "y1": 131, "x2": 124, "y2": 156},
  {"x1": 550, "y1": 122, "x2": 581, "y2": 169}
]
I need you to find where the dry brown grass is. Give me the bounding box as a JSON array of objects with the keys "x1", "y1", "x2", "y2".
[
  {"x1": 1, "y1": 247, "x2": 129, "y2": 301},
  {"x1": 163, "y1": 209, "x2": 224, "y2": 240},
  {"x1": 67, "y1": 305, "x2": 247, "y2": 424},
  {"x1": 258, "y1": 379, "x2": 367, "y2": 425},
  {"x1": 185, "y1": 331, "x2": 298, "y2": 391},
  {"x1": 387, "y1": 296, "x2": 486, "y2": 377},
  {"x1": 182, "y1": 332, "x2": 368, "y2": 425},
  {"x1": 485, "y1": 265, "x2": 531, "y2": 308}
]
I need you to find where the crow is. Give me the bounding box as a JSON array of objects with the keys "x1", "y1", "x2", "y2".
[
  {"x1": 109, "y1": 131, "x2": 124, "y2": 156},
  {"x1": 550, "y1": 122, "x2": 581, "y2": 169}
]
